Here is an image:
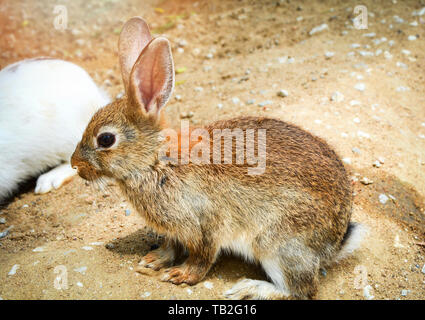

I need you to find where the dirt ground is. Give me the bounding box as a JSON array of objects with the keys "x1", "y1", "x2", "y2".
[{"x1": 0, "y1": 0, "x2": 424, "y2": 300}]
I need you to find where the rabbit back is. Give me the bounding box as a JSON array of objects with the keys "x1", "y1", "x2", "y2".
[{"x1": 0, "y1": 58, "x2": 110, "y2": 200}]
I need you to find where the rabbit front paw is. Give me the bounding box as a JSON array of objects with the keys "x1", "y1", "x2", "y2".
[
  {"x1": 35, "y1": 163, "x2": 76, "y2": 194},
  {"x1": 138, "y1": 245, "x2": 175, "y2": 271}
]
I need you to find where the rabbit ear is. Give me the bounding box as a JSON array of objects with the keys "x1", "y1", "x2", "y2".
[
  {"x1": 128, "y1": 37, "x2": 174, "y2": 116},
  {"x1": 118, "y1": 17, "x2": 152, "y2": 92}
]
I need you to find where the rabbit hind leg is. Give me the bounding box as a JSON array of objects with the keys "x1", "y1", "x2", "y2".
[
  {"x1": 224, "y1": 256, "x2": 291, "y2": 300},
  {"x1": 224, "y1": 241, "x2": 320, "y2": 300}
]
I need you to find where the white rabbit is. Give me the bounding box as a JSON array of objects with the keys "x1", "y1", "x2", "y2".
[{"x1": 0, "y1": 58, "x2": 110, "y2": 202}]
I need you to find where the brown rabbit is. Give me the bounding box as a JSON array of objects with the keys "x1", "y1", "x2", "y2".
[{"x1": 71, "y1": 17, "x2": 367, "y2": 299}]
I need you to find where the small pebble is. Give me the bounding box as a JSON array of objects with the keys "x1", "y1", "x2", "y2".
[
  {"x1": 412, "y1": 7, "x2": 425, "y2": 16},
  {"x1": 82, "y1": 246, "x2": 93, "y2": 251},
  {"x1": 177, "y1": 39, "x2": 188, "y2": 47},
  {"x1": 373, "y1": 160, "x2": 381, "y2": 168},
  {"x1": 125, "y1": 209, "x2": 131, "y2": 216},
  {"x1": 401, "y1": 290, "x2": 408, "y2": 296},
  {"x1": 180, "y1": 111, "x2": 194, "y2": 119},
  {"x1": 309, "y1": 24, "x2": 329, "y2": 36},
  {"x1": 203, "y1": 281, "x2": 214, "y2": 289},
  {"x1": 358, "y1": 51, "x2": 374, "y2": 57},
  {"x1": 74, "y1": 266, "x2": 87, "y2": 275},
  {"x1": 89, "y1": 242, "x2": 103, "y2": 246},
  {"x1": 352, "y1": 147, "x2": 361, "y2": 154},
  {"x1": 331, "y1": 91, "x2": 344, "y2": 102},
  {"x1": 143, "y1": 291, "x2": 152, "y2": 297},
  {"x1": 396, "y1": 86, "x2": 410, "y2": 92},
  {"x1": 354, "y1": 83, "x2": 366, "y2": 91},
  {"x1": 379, "y1": 194, "x2": 389, "y2": 204},
  {"x1": 0, "y1": 217, "x2": 5, "y2": 224},
  {"x1": 396, "y1": 61, "x2": 408, "y2": 69},
  {"x1": 8, "y1": 264, "x2": 19, "y2": 276},
  {"x1": 384, "y1": 51, "x2": 393, "y2": 59},
  {"x1": 360, "y1": 177, "x2": 373, "y2": 185},
  {"x1": 357, "y1": 131, "x2": 370, "y2": 139},
  {"x1": 76, "y1": 282, "x2": 84, "y2": 287},
  {"x1": 1, "y1": 228, "x2": 12, "y2": 239},
  {"x1": 64, "y1": 249, "x2": 76, "y2": 255},
  {"x1": 258, "y1": 100, "x2": 272, "y2": 107},
  {"x1": 324, "y1": 51, "x2": 334, "y2": 59},
  {"x1": 32, "y1": 247, "x2": 44, "y2": 252},
  {"x1": 407, "y1": 35, "x2": 417, "y2": 41},
  {"x1": 363, "y1": 285, "x2": 374, "y2": 300},
  {"x1": 342, "y1": 158, "x2": 352, "y2": 165},
  {"x1": 277, "y1": 89, "x2": 289, "y2": 98}
]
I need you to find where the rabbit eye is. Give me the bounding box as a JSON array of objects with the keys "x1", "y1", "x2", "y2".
[{"x1": 97, "y1": 132, "x2": 116, "y2": 148}]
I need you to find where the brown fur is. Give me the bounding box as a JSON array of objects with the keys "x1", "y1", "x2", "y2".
[{"x1": 71, "y1": 17, "x2": 355, "y2": 299}]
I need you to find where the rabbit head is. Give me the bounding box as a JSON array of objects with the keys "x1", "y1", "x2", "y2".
[{"x1": 71, "y1": 17, "x2": 174, "y2": 182}]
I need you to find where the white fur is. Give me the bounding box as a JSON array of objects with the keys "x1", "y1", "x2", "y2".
[
  {"x1": 0, "y1": 58, "x2": 110, "y2": 201},
  {"x1": 221, "y1": 235, "x2": 255, "y2": 262},
  {"x1": 225, "y1": 257, "x2": 290, "y2": 300},
  {"x1": 335, "y1": 223, "x2": 369, "y2": 262},
  {"x1": 261, "y1": 257, "x2": 290, "y2": 294},
  {"x1": 34, "y1": 163, "x2": 77, "y2": 194},
  {"x1": 225, "y1": 279, "x2": 288, "y2": 300}
]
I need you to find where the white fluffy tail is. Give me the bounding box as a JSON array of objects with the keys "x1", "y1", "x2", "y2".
[{"x1": 335, "y1": 222, "x2": 368, "y2": 262}]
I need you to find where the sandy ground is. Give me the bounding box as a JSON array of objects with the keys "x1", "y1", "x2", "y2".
[{"x1": 0, "y1": 0, "x2": 424, "y2": 300}]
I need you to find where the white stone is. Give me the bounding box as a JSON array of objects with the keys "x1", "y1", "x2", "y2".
[
  {"x1": 384, "y1": 51, "x2": 393, "y2": 59},
  {"x1": 309, "y1": 24, "x2": 329, "y2": 36},
  {"x1": 342, "y1": 158, "x2": 352, "y2": 164},
  {"x1": 355, "y1": 83, "x2": 366, "y2": 91},
  {"x1": 8, "y1": 264, "x2": 19, "y2": 276},
  {"x1": 325, "y1": 51, "x2": 335, "y2": 59},
  {"x1": 363, "y1": 285, "x2": 374, "y2": 300},
  {"x1": 412, "y1": 7, "x2": 425, "y2": 16},
  {"x1": 74, "y1": 266, "x2": 87, "y2": 275},
  {"x1": 331, "y1": 91, "x2": 344, "y2": 102},
  {"x1": 357, "y1": 131, "x2": 370, "y2": 139},
  {"x1": 379, "y1": 194, "x2": 389, "y2": 204}
]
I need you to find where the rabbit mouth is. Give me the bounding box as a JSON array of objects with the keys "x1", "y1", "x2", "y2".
[{"x1": 71, "y1": 158, "x2": 101, "y2": 181}]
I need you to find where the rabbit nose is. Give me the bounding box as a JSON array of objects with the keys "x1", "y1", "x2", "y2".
[{"x1": 70, "y1": 152, "x2": 81, "y2": 170}]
